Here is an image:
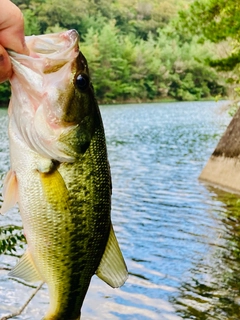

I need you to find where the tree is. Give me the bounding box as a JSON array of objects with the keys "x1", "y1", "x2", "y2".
[
  {"x1": 0, "y1": 0, "x2": 227, "y2": 105},
  {"x1": 178, "y1": 0, "x2": 240, "y2": 71}
]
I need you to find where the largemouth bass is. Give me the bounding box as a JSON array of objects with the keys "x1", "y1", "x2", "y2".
[{"x1": 0, "y1": 30, "x2": 128, "y2": 319}]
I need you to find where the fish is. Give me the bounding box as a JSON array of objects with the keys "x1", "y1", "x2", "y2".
[{"x1": 0, "y1": 29, "x2": 128, "y2": 319}]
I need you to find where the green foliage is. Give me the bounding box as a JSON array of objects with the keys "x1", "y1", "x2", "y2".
[
  {"x1": 81, "y1": 23, "x2": 225, "y2": 103},
  {"x1": 208, "y1": 54, "x2": 240, "y2": 72},
  {"x1": 177, "y1": 0, "x2": 240, "y2": 103},
  {"x1": 0, "y1": 225, "x2": 26, "y2": 255},
  {"x1": 23, "y1": 8, "x2": 41, "y2": 36},
  {"x1": 0, "y1": 0, "x2": 227, "y2": 105},
  {"x1": 228, "y1": 103, "x2": 239, "y2": 117},
  {"x1": 178, "y1": 0, "x2": 240, "y2": 44},
  {"x1": 0, "y1": 82, "x2": 11, "y2": 107}
]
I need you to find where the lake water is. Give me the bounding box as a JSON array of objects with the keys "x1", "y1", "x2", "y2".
[{"x1": 1, "y1": 101, "x2": 240, "y2": 320}]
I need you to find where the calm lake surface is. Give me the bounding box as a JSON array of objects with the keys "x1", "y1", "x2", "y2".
[{"x1": 1, "y1": 101, "x2": 240, "y2": 320}]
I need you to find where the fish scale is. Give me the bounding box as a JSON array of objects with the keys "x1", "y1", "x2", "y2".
[{"x1": 1, "y1": 30, "x2": 128, "y2": 319}]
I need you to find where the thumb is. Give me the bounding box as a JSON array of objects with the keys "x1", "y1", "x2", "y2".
[{"x1": 0, "y1": 0, "x2": 29, "y2": 55}]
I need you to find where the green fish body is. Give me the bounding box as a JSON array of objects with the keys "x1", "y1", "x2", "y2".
[{"x1": 0, "y1": 30, "x2": 127, "y2": 320}]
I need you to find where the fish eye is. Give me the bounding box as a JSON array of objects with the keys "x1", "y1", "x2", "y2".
[{"x1": 76, "y1": 74, "x2": 89, "y2": 91}]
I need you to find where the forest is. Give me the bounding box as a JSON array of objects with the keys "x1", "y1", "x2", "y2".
[{"x1": 0, "y1": 0, "x2": 238, "y2": 105}]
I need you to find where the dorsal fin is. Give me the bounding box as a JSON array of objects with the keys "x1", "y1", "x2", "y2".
[{"x1": 96, "y1": 224, "x2": 128, "y2": 288}]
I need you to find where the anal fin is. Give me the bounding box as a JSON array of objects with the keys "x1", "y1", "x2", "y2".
[
  {"x1": 9, "y1": 249, "x2": 43, "y2": 283},
  {"x1": 96, "y1": 224, "x2": 128, "y2": 288}
]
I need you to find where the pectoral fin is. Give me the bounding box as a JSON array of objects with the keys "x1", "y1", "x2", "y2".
[
  {"x1": 96, "y1": 225, "x2": 128, "y2": 288},
  {"x1": 40, "y1": 168, "x2": 69, "y2": 209},
  {"x1": 9, "y1": 249, "x2": 42, "y2": 283},
  {"x1": 0, "y1": 170, "x2": 18, "y2": 214}
]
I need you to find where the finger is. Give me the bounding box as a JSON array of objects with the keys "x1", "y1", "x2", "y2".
[
  {"x1": 0, "y1": 0, "x2": 29, "y2": 55},
  {"x1": 0, "y1": 44, "x2": 12, "y2": 83}
]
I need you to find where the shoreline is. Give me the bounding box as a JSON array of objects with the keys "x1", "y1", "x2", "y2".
[{"x1": 0, "y1": 96, "x2": 228, "y2": 109}]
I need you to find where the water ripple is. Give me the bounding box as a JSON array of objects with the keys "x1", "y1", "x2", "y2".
[{"x1": 1, "y1": 101, "x2": 239, "y2": 319}]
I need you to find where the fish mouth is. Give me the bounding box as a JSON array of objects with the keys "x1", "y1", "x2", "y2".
[
  {"x1": 26, "y1": 29, "x2": 79, "y2": 56},
  {"x1": 8, "y1": 29, "x2": 79, "y2": 73},
  {"x1": 7, "y1": 30, "x2": 81, "y2": 162}
]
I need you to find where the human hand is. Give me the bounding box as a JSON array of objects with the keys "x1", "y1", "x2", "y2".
[{"x1": 0, "y1": 0, "x2": 29, "y2": 83}]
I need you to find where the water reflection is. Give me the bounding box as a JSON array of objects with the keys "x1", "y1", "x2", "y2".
[{"x1": 173, "y1": 186, "x2": 240, "y2": 319}]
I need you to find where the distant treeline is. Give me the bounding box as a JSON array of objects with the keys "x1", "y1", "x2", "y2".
[{"x1": 0, "y1": 0, "x2": 227, "y2": 105}]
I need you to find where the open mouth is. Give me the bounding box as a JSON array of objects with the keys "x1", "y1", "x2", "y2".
[{"x1": 8, "y1": 30, "x2": 79, "y2": 73}]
